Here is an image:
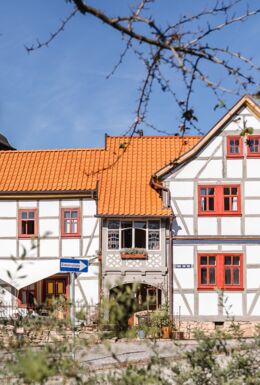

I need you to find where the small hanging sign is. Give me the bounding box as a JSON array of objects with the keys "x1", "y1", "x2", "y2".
[{"x1": 175, "y1": 264, "x2": 192, "y2": 269}]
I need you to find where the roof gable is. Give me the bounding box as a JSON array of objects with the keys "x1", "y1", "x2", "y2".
[{"x1": 154, "y1": 95, "x2": 260, "y2": 179}]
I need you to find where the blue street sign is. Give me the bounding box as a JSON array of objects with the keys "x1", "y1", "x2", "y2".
[{"x1": 60, "y1": 258, "x2": 88, "y2": 273}]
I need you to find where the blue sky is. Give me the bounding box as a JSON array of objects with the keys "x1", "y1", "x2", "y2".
[{"x1": 0, "y1": 0, "x2": 259, "y2": 150}]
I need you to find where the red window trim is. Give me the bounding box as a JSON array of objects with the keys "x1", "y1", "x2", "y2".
[
  {"x1": 18, "y1": 209, "x2": 38, "y2": 239},
  {"x1": 226, "y1": 136, "x2": 243, "y2": 159},
  {"x1": 247, "y1": 135, "x2": 260, "y2": 158},
  {"x1": 198, "y1": 185, "x2": 241, "y2": 216},
  {"x1": 61, "y1": 208, "x2": 81, "y2": 238},
  {"x1": 198, "y1": 253, "x2": 243, "y2": 291}
]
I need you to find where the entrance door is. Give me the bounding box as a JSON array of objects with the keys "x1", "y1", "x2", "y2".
[{"x1": 43, "y1": 277, "x2": 68, "y2": 306}]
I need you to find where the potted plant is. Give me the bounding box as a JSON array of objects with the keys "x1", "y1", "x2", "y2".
[
  {"x1": 161, "y1": 315, "x2": 172, "y2": 339},
  {"x1": 120, "y1": 248, "x2": 148, "y2": 259},
  {"x1": 150, "y1": 307, "x2": 173, "y2": 339}
]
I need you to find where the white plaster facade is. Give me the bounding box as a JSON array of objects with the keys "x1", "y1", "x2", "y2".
[
  {"x1": 164, "y1": 105, "x2": 260, "y2": 322},
  {"x1": 0, "y1": 198, "x2": 100, "y2": 309}
]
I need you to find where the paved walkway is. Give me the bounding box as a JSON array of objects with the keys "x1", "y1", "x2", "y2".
[{"x1": 77, "y1": 339, "x2": 197, "y2": 369}]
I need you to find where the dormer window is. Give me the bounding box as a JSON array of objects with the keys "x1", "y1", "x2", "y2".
[{"x1": 226, "y1": 136, "x2": 243, "y2": 158}]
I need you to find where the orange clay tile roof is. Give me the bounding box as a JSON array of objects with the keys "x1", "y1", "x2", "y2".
[
  {"x1": 0, "y1": 136, "x2": 201, "y2": 216},
  {"x1": 0, "y1": 149, "x2": 106, "y2": 192},
  {"x1": 97, "y1": 136, "x2": 201, "y2": 217}
]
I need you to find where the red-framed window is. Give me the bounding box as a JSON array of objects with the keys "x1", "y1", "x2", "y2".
[
  {"x1": 61, "y1": 208, "x2": 80, "y2": 237},
  {"x1": 198, "y1": 185, "x2": 241, "y2": 216},
  {"x1": 226, "y1": 136, "x2": 243, "y2": 158},
  {"x1": 18, "y1": 284, "x2": 36, "y2": 308},
  {"x1": 247, "y1": 135, "x2": 260, "y2": 158},
  {"x1": 18, "y1": 209, "x2": 38, "y2": 238},
  {"x1": 198, "y1": 253, "x2": 243, "y2": 291}
]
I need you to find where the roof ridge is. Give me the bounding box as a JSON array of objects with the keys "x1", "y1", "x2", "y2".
[
  {"x1": 0, "y1": 148, "x2": 105, "y2": 154},
  {"x1": 106, "y1": 135, "x2": 202, "y2": 139}
]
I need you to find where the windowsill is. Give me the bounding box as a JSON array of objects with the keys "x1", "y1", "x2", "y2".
[
  {"x1": 198, "y1": 213, "x2": 242, "y2": 217},
  {"x1": 197, "y1": 287, "x2": 244, "y2": 291},
  {"x1": 61, "y1": 234, "x2": 81, "y2": 238},
  {"x1": 18, "y1": 235, "x2": 38, "y2": 239},
  {"x1": 226, "y1": 155, "x2": 244, "y2": 159},
  {"x1": 247, "y1": 154, "x2": 260, "y2": 158}
]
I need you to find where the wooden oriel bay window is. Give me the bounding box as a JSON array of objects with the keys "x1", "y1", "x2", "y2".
[
  {"x1": 18, "y1": 209, "x2": 38, "y2": 238},
  {"x1": 226, "y1": 136, "x2": 243, "y2": 158},
  {"x1": 198, "y1": 185, "x2": 241, "y2": 216},
  {"x1": 107, "y1": 220, "x2": 160, "y2": 250},
  {"x1": 61, "y1": 208, "x2": 80, "y2": 237},
  {"x1": 198, "y1": 253, "x2": 243, "y2": 290}
]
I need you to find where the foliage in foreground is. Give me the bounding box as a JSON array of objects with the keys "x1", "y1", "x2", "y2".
[
  {"x1": 0, "y1": 295, "x2": 260, "y2": 384},
  {"x1": 0, "y1": 286, "x2": 259, "y2": 384}
]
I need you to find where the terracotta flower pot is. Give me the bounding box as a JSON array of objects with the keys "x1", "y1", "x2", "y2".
[{"x1": 161, "y1": 326, "x2": 171, "y2": 339}]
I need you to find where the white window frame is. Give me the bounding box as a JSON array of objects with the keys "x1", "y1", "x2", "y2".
[{"x1": 107, "y1": 219, "x2": 161, "y2": 251}]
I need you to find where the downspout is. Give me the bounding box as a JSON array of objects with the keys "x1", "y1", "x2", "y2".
[
  {"x1": 150, "y1": 176, "x2": 173, "y2": 318},
  {"x1": 168, "y1": 216, "x2": 173, "y2": 319}
]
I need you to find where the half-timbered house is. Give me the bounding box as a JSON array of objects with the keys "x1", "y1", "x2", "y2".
[{"x1": 0, "y1": 94, "x2": 259, "y2": 333}]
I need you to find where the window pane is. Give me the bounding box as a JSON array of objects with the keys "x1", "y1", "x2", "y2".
[
  {"x1": 21, "y1": 212, "x2": 28, "y2": 219},
  {"x1": 108, "y1": 231, "x2": 119, "y2": 249},
  {"x1": 135, "y1": 228, "x2": 146, "y2": 248},
  {"x1": 64, "y1": 211, "x2": 71, "y2": 219},
  {"x1": 21, "y1": 221, "x2": 27, "y2": 234},
  {"x1": 225, "y1": 256, "x2": 231, "y2": 265},
  {"x1": 121, "y1": 228, "x2": 132, "y2": 248},
  {"x1": 225, "y1": 268, "x2": 231, "y2": 285},
  {"x1": 224, "y1": 197, "x2": 230, "y2": 211},
  {"x1": 57, "y1": 282, "x2": 64, "y2": 295},
  {"x1": 224, "y1": 188, "x2": 230, "y2": 195},
  {"x1": 200, "y1": 256, "x2": 207, "y2": 265},
  {"x1": 108, "y1": 220, "x2": 120, "y2": 229},
  {"x1": 121, "y1": 221, "x2": 132, "y2": 229},
  {"x1": 231, "y1": 188, "x2": 237, "y2": 195},
  {"x1": 200, "y1": 188, "x2": 207, "y2": 195},
  {"x1": 201, "y1": 268, "x2": 207, "y2": 284},
  {"x1": 134, "y1": 221, "x2": 146, "y2": 229},
  {"x1": 47, "y1": 282, "x2": 54, "y2": 294},
  {"x1": 28, "y1": 212, "x2": 35, "y2": 219},
  {"x1": 233, "y1": 256, "x2": 240, "y2": 265},
  {"x1": 27, "y1": 221, "x2": 35, "y2": 235},
  {"x1": 148, "y1": 221, "x2": 160, "y2": 229},
  {"x1": 209, "y1": 267, "x2": 216, "y2": 284},
  {"x1": 201, "y1": 197, "x2": 206, "y2": 211},
  {"x1": 148, "y1": 231, "x2": 159, "y2": 250},
  {"x1": 233, "y1": 268, "x2": 240, "y2": 285},
  {"x1": 231, "y1": 196, "x2": 238, "y2": 211},
  {"x1": 208, "y1": 197, "x2": 214, "y2": 211},
  {"x1": 64, "y1": 219, "x2": 70, "y2": 233},
  {"x1": 71, "y1": 219, "x2": 78, "y2": 233},
  {"x1": 71, "y1": 211, "x2": 78, "y2": 219},
  {"x1": 208, "y1": 188, "x2": 214, "y2": 195},
  {"x1": 209, "y1": 256, "x2": 216, "y2": 265}
]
